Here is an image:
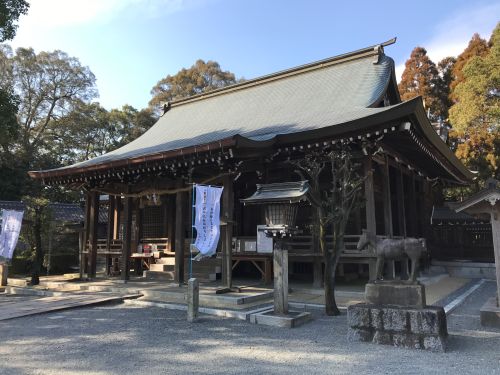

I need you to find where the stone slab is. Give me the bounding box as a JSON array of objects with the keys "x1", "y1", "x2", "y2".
[
  {"x1": 480, "y1": 297, "x2": 500, "y2": 328},
  {"x1": 250, "y1": 310, "x2": 312, "y2": 328},
  {"x1": 365, "y1": 282, "x2": 426, "y2": 308}
]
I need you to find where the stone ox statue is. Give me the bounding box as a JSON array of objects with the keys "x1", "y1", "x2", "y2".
[{"x1": 356, "y1": 230, "x2": 426, "y2": 283}]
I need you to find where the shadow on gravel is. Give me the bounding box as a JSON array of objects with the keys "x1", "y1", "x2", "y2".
[{"x1": 1, "y1": 303, "x2": 500, "y2": 375}]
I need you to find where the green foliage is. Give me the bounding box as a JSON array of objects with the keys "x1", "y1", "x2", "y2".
[
  {"x1": 21, "y1": 196, "x2": 50, "y2": 284},
  {"x1": 450, "y1": 33, "x2": 490, "y2": 97},
  {"x1": 0, "y1": 87, "x2": 19, "y2": 152},
  {"x1": 448, "y1": 23, "x2": 500, "y2": 185},
  {"x1": 0, "y1": 0, "x2": 29, "y2": 42},
  {"x1": 149, "y1": 59, "x2": 240, "y2": 108},
  {"x1": 0, "y1": 46, "x2": 98, "y2": 200}
]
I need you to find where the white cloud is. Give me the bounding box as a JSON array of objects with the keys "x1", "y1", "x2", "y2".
[
  {"x1": 11, "y1": 0, "x2": 201, "y2": 48},
  {"x1": 395, "y1": 2, "x2": 499, "y2": 82}
]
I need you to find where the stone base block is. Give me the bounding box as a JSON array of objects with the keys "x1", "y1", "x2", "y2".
[
  {"x1": 250, "y1": 309, "x2": 312, "y2": 328},
  {"x1": 347, "y1": 303, "x2": 447, "y2": 352},
  {"x1": 365, "y1": 282, "x2": 426, "y2": 308},
  {"x1": 480, "y1": 298, "x2": 500, "y2": 328},
  {"x1": 0, "y1": 264, "x2": 8, "y2": 287}
]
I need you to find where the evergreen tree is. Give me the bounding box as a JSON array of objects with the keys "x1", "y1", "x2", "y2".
[
  {"x1": 436, "y1": 56, "x2": 456, "y2": 120},
  {"x1": 449, "y1": 23, "x2": 500, "y2": 183},
  {"x1": 398, "y1": 47, "x2": 443, "y2": 120},
  {"x1": 450, "y1": 33, "x2": 490, "y2": 97},
  {"x1": 149, "y1": 59, "x2": 240, "y2": 109}
]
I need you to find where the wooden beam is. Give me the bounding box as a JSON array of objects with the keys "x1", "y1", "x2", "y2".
[
  {"x1": 87, "y1": 191, "x2": 99, "y2": 279},
  {"x1": 382, "y1": 155, "x2": 393, "y2": 237},
  {"x1": 174, "y1": 180, "x2": 186, "y2": 284},
  {"x1": 121, "y1": 195, "x2": 133, "y2": 281},
  {"x1": 364, "y1": 157, "x2": 377, "y2": 235},
  {"x1": 222, "y1": 174, "x2": 234, "y2": 288}
]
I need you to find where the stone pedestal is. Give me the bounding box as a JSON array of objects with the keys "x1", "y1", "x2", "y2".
[
  {"x1": 348, "y1": 282, "x2": 447, "y2": 352},
  {"x1": 365, "y1": 282, "x2": 426, "y2": 308},
  {"x1": 480, "y1": 297, "x2": 500, "y2": 328},
  {"x1": 0, "y1": 263, "x2": 8, "y2": 287}
]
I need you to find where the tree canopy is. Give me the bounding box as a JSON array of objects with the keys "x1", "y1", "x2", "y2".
[
  {"x1": 450, "y1": 33, "x2": 490, "y2": 97},
  {"x1": 0, "y1": 0, "x2": 29, "y2": 42},
  {"x1": 448, "y1": 23, "x2": 500, "y2": 182},
  {"x1": 398, "y1": 47, "x2": 445, "y2": 120},
  {"x1": 149, "y1": 59, "x2": 240, "y2": 108}
]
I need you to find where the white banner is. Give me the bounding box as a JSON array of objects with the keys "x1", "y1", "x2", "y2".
[
  {"x1": 0, "y1": 209, "x2": 24, "y2": 260},
  {"x1": 192, "y1": 185, "x2": 223, "y2": 258}
]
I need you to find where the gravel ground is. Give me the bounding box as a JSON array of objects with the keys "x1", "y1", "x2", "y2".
[{"x1": 0, "y1": 281, "x2": 499, "y2": 375}]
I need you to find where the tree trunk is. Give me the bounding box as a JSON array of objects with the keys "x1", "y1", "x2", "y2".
[
  {"x1": 31, "y1": 208, "x2": 43, "y2": 285},
  {"x1": 324, "y1": 252, "x2": 341, "y2": 315}
]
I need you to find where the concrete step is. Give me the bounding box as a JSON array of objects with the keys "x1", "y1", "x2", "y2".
[
  {"x1": 149, "y1": 263, "x2": 175, "y2": 272},
  {"x1": 155, "y1": 258, "x2": 176, "y2": 265},
  {"x1": 187, "y1": 272, "x2": 217, "y2": 282},
  {"x1": 144, "y1": 271, "x2": 175, "y2": 281}
]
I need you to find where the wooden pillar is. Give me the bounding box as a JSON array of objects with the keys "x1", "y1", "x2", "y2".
[
  {"x1": 87, "y1": 192, "x2": 99, "y2": 279},
  {"x1": 408, "y1": 174, "x2": 418, "y2": 237},
  {"x1": 222, "y1": 175, "x2": 234, "y2": 288},
  {"x1": 396, "y1": 166, "x2": 407, "y2": 237},
  {"x1": 106, "y1": 195, "x2": 116, "y2": 275},
  {"x1": 113, "y1": 196, "x2": 121, "y2": 239},
  {"x1": 167, "y1": 195, "x2": 175, "y2": 252},
  {"x1": 174, "y1": 180, "x2": 186, "y2": 284},
  {"x1": 490, "y1": 208, "x2": 500, "y2": 306},
  {"x1": 364, "y1": 157, "x2": 377, "y2": 235},
  {"x1": 382, "y1": 156, "x2": 393, "y2": 237},
  {"x1": 121, "y1": 195, "x2": 132, "y2": 281},
  {"x1": 80, "y1": 193, "x2": 91, "y2": 279}
]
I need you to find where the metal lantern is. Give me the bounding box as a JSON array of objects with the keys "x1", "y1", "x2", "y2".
[
  {"x1": 241, "y1": 180, "x2": 309, "y2": 316},
  {"x1": 241, "y1": 181, "x2": 309, "y2": 238}
]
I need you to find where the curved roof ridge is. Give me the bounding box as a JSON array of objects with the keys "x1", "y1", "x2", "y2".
[{"x1": 168, "y1": 38, "x2": 397, "y2": 108}]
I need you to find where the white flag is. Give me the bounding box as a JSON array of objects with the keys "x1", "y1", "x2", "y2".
[
  {"x1": 192, "y1": 185, "x2": 223, "y2": 258},
  {"x1": 0, "y1": 209, "x2": 24, "y2": 260}
]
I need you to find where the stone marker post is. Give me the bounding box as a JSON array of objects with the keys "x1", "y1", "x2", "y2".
[
  {"x1": 0, "y1": 263, "x2": 8, "y2": 286},
  {"x1": 187, "y1": 278, "x2": 199, "y2": 322},
  {"x1": 273, "y1": 242, "x2": 288, "y2": 315}
]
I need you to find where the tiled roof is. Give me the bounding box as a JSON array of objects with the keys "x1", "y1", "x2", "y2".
[{"x1": 42, "y1": 47, "x2": 394, "y2": 171}]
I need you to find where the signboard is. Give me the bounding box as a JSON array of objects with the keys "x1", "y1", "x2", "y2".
[
  {"x1": 0, "y1": 209, "x2": 24, "y2": 260},
  {"x1": 257, "y1": 225, "x2": 273, "y2": 253},
  {"x1": 192, "y1": 184, "x2": 224, "y2": 258}
]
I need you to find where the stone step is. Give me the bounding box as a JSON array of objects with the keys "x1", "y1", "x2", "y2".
[
  {"x1": 155, "y1": 257, "x2": 176, "y2": 265},
  {"x1": 144, "y1": 271, "x2": 175, "y2": 281},
  {"x1": 149, "y1": 263, "x2": 175, "y2": 272}
]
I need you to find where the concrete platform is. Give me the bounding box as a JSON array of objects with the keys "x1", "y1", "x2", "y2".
[
  {"x1": 249, "y1": 309, "x2": 312, "y2": 328},
  {"x1": 480, "y1": 297, "x2": 500, "y2": 328},
  {"x1": 430, "y1": 261, "x2": 496, "y2": 279},
  {"x1": 0, "y1": 289, "x2": 141, "y2": 321}
]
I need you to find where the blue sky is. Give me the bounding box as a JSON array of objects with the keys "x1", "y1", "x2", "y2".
[{"x1": 11, "y1": 0, "x2": 500, "y2": 111}]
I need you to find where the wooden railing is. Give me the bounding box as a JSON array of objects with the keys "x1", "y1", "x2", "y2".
[{"x1": 84, "y1": 239, "x2": 122, "y2": 255}]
